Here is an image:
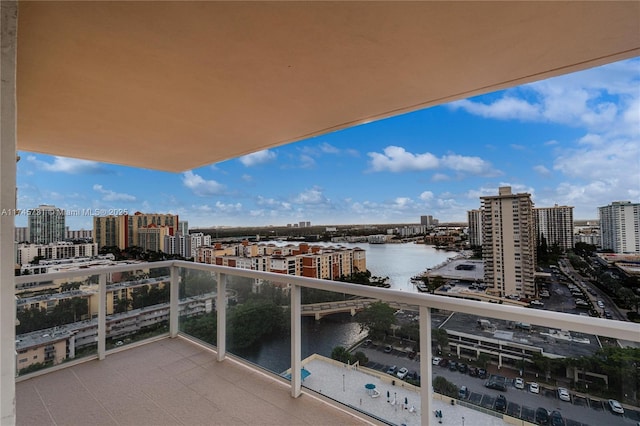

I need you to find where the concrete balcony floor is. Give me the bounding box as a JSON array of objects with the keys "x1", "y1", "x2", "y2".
[{"x1": 16, "y1": 337, "x2": 373, "y2": 426}]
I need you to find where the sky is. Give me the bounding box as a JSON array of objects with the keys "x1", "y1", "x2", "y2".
[{"x1": 16, "y1": 58, "x2": 640, "y2": 230}]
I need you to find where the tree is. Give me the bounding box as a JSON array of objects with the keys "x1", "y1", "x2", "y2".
[
  {"x1": 227, "y1": 300, "x2": 287, "y2": 350},
  {"x1": 477, "y1": 353, "x2": 490, "y2": 369},
  {"x1": 331, "y1": 346, "x2": 352, "y2": 364},
  {"x1": 353, "y1": 351, "x2": 369, "y2": 365},
  {"x1": 432, "y1": 376, "x2": 458, "y2": 398},
  {"x1": 356, "y1": 301, "x2": 396, "y2": 341},
  {"x1": 432, "y1": 327, "x2": 449, "y2": 354}
]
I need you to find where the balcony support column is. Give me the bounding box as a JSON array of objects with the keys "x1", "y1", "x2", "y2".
[
  {"x1": 290, "y1": 283, "x2": 302, "y2": 398},
  {"x1": 98, "y1": 273, "x2": 106, "y2": 360},
  {"x1": 169, "y1": 264, "x2": 179, "y2": 337},
  {"x1": 419, "y1": 306, "x2": 432, "y2": 426},
  {"x1": 0, "y1": 2, "x2": 17, "y2": 423},
  {"x1": 216, "y1": 272, "x2": 226, "y2": 362}
]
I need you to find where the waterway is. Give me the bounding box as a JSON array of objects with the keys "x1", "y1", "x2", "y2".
[{"x1": 237, "y1": 242, "x2": 457, "y2": 373}]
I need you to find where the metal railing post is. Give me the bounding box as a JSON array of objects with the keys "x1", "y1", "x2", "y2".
[
  {"x1": 169, "y1": 264, "x2": 179, "y2": 337},
  {"x1": 98, "y1": 273, "x2": 106, "y2": 360},
  {"x1": 291, "y1": 283, "x2": 302, "y2": 398},
  {"x1": 216, "y1": 272, "x2": 226, "y2": 361},
  {"x1": 419, "y1": 306, "x2": 433, "y2": 426}
]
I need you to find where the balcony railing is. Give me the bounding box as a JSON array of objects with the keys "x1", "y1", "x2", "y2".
[{"x1": 14, "y1": 260, "x2": 640, "y2": 425}]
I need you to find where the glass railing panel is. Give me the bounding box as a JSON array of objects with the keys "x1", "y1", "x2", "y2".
[
  {"x1": 178, "y1": 267, "x2": 218, "y2": 346},
  {"x1": 297, "y1": 289, "x2": 418, "y2": 425},
  {"x1": 223, "y1": 274, "x2": 292, "y2": 375},
  {"x1": 430, "y1": 308, "x2": 638, "y2": 426},
  {"x1": 15, "y1": 273, "x2": 100, "y2": 376},
  {"x1": 105, "y1": 266, "x2": 171, "y2": 348}
]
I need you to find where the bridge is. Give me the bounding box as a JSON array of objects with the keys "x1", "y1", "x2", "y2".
[{"x1": 301, "y1": 298, "x2": 417, "y2": 320}]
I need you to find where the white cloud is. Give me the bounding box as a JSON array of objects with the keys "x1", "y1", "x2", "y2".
[
  {"x1": 256, "y1": 196, "x2": 292, "y2": 210},
  {"x1": 419, "y1": 191, "x2": 434, "y2": 201},
  {"x1": 320, "y1": 143, "x2": 340, "y2": 154},
  {"x1": 293, "y1": 187, "x2": 330, "y2": 205},
  {"x1": 27, "y1": 155, "x2": 109, "y2": 174},
  {"x1": 440, "y1": 154, "x2": 497, "y2": 176},
  {"x1": 214, "y1": 201, "x2": 242, "y2": 213},
  {"x1": 182, "y1": 171, "x2": 225, "y2": 196},
  {"x1": 450, "y1": 58, "x2": 640, "y2": 138},
  {"x1": 553, "y1": 136, "x2": 639, "y2": 182},
  {"x1": 241, "y1": 174, "x2": 253, "y2": 182},
  {"x1": 368, "y1": 146, "x2": 439, "y2": 172},
  {"x1": 431, "y1": 173, "x2": 449, "y2": 182},
  {"x1": 92, "y1": 184, "x2": 136, "y2": 202},
  {"x1": 392, "y1": 197, "x2": 414, "y2": 209},
  {"x1": 368, "y1": 147, "x2": 500, "y2": 177},
  {"x1": 239, "y1": 149, "x2": 276, "y2": 167},
  {"x1": 299, "y1": 154, "x2": 316, "y2": 168},
  {"x1": 450, "y1": 97, "x2": 541, "y2": 120},
  {"x1": 533, "y1": 165, "x2": 551, "y2": 176}
]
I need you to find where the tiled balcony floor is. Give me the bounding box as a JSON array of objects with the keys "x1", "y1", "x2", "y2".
[{"x1": 16, "y1": 337, "x2": 374, "y2": 426}]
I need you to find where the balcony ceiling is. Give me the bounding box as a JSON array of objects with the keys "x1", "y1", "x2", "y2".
[{"x1": 16, "y1": 1, "x2": 640, "y2": 172}]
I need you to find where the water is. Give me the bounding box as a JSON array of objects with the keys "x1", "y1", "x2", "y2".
[{"x1": 239, "y1": 242, "x2": 456, "y2": 373}]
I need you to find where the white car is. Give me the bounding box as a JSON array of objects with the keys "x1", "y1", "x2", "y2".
[
  {"x1": 432, "y1": 357, "x2": 442, "y2": 365},
  {"x1": 557, "y1": 387, "x2": 571, "y2": 402},
  {"x1": 609, "y1": 399, "x2": 624, "y2": 414},
  {"x1": 397, "y1": 367, "x2": 409, "y2": 379},
  {"x1": 514, "y1": 378, "x2": 524, "y2": 389},
  {"x1": 529, "y1": 382, "x2": 539, "y2": 394}
]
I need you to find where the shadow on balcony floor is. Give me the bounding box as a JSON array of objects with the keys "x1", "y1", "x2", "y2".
[{"x1": 16, "y1": 337, "x2": 373, "y2": 425}]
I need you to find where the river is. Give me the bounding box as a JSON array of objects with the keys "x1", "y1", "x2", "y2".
[{"x1": 236, "y1": 242, "x2": 457, "y2": 373}]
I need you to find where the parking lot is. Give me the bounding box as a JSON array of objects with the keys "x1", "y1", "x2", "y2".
[{"x1": 357, "y1": 340, "x2": 640, "y2": 425}]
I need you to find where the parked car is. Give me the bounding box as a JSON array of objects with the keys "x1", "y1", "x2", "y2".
[
  {"x1": 468, "y1": 367, "x2": 479, "y2": 377},
  {"x1": 439, "y1": 358, "x2": 449, "y2": 368},
  {"x1": 535, "y1": 407, "x2": 550, "y2": 425},
  {"x1": 396, "y1": 367, "x2": 409, "y2": 379},
  {"x1": 485, "y1": 381, "x2": 507, "y2": 392},
  {"x1": 495, "y1": 395, "x2": 507, "y2": 412},
  {"x1": 362, "y1": 339, "x2": 372, "y2": 347},
  {"x1": 458, "y1": 385, "x2": 468, "y2": 399},
  {"x1": 457, "y1": 363, "x2": 468, "y2": 374},
  {"x1": 550, "y1": 410, "x2": 565, "y2": 426},
  {"x1": 386, "y1": 365, "x2": 397, "y2": 375},
  {"x1": 557, "y1": 387, "x2": 570, "y2": 402},
  {"x1": 609, "y1": 399, "x2": 624, "y2": 414},
  {"x1": 478, "y1": 368, "x2": 488, "y2": 379},
  {"x1": 432, "y1": 356, "x2": 442, "y2": 365},
  {"x1": 529, "y1": 382, "x2": 539, "y2": 394},
  {"x1": 384, "y1": 345, "x2": 393, "y2": 353},
  {"x1": 514, "y1": 377, "x2": 524, "y2": 389},
  {"x1": 449, "y1": 361, "x2": 458, "y2": 371}
]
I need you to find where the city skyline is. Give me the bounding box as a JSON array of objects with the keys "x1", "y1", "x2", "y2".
[{"x1": 16, "y1": 58, "x2": 639, "y2": 229}]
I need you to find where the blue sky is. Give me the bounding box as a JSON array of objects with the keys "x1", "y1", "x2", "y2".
[{"x1": 17, "y1": 58, "x2": 640, "y2": 230}]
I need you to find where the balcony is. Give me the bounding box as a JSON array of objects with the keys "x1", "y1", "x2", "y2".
[{"x1": 14, "y1": 261, "x2": 640, "y2": 426}]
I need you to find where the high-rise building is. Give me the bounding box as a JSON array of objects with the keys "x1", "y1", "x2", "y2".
[
  {"x1": 27, "y1": 204, "x2": 66, "y2": 244},
  {"x1": 481, "y1": 187, "x2": 536, "y2": 298},
  {"x1": 14, "y1": 226, "x2": 27, "y2": 243},
  {"x1": 534, "y1": 204, "x2": 574, "y2": 252},
  {"x1": 178, "y1": 220, "x2": 189, "y2": 237},
  {"x1": 467, "y1": 209, "x2": 483, "y2": 247},
  {"x1": 138, "y1": 224, "x2": 171, "y2": 252},
  {"x1": 420, "y1": 215, "x2": 436, "y2": 227},
  {"x1": 93, "y1": 212, "x2": 178, "y2": 249},
  {"x1": 190, "y1": 232, "x2": 212, "y2": 258},
  {"x1": 598, "y1": 201, "x2": 640, "y2": 254},
  {"x1": 93, "y1": 216, "x2": 120, "y2": 248}
]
